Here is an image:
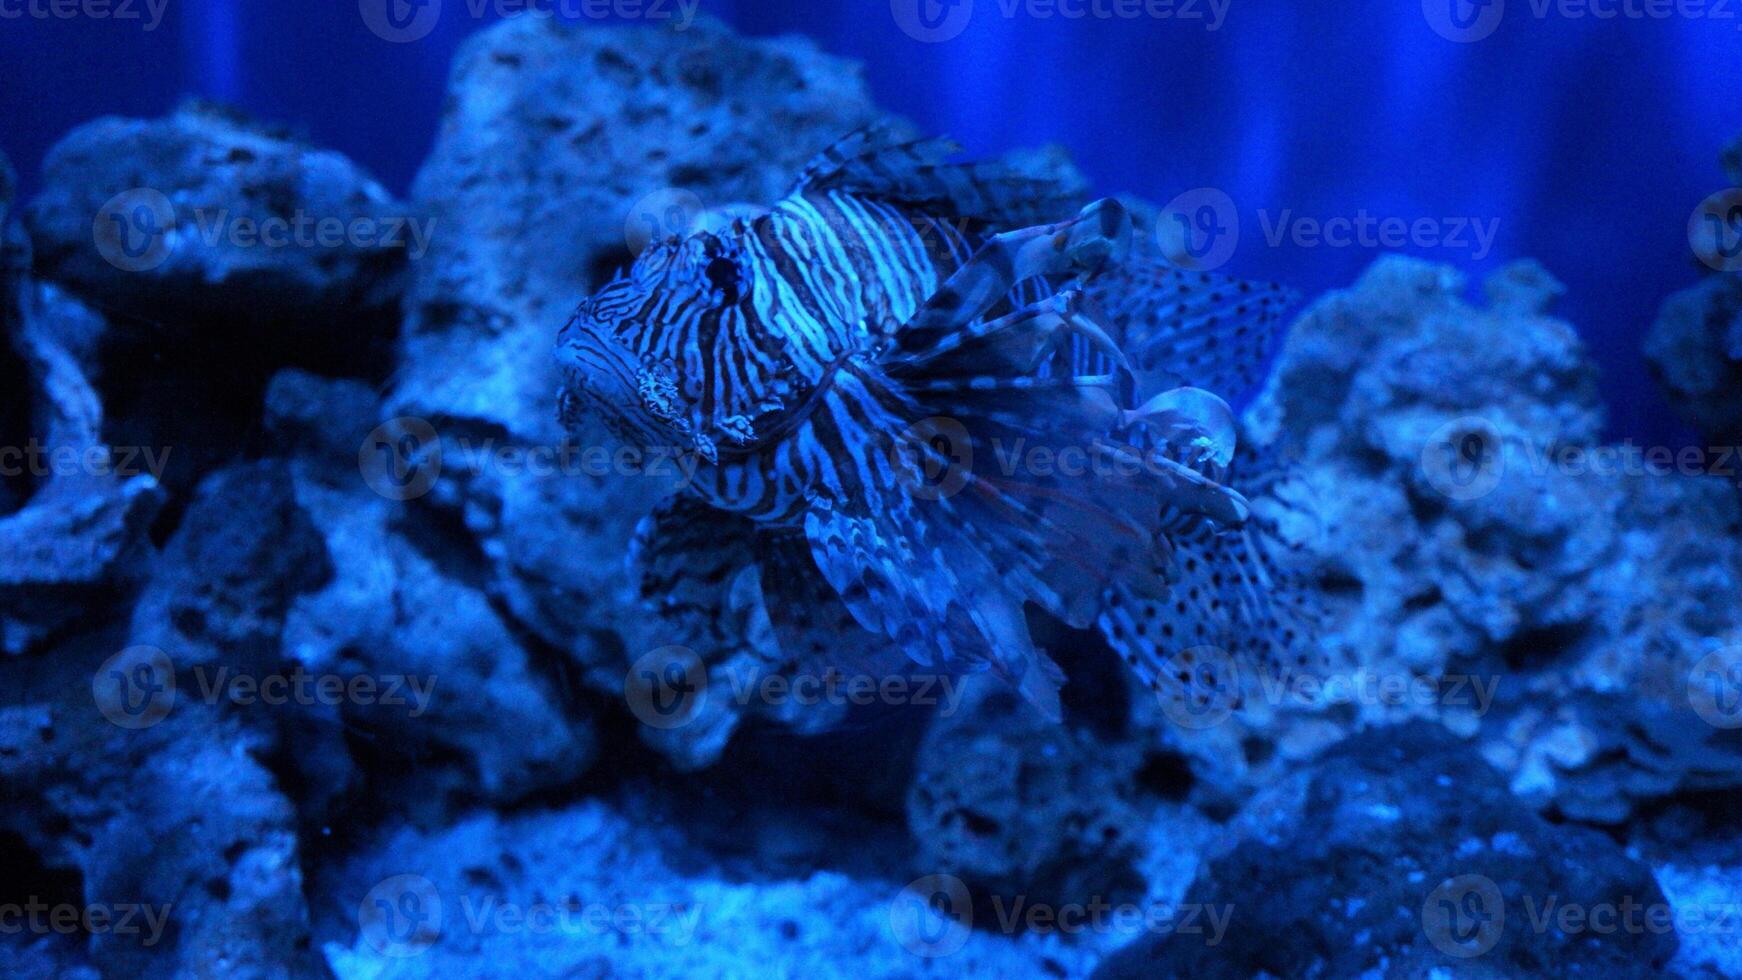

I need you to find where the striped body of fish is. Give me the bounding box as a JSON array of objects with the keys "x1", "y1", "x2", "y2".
[{"x1": 557, "y1": 127, "x2": 1318, "y2": 721}]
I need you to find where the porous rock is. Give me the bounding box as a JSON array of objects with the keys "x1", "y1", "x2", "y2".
[
  {"x1": 907, "y1": 678, "x2": 1147, "y2": 902},
  {"x1": 1644, "y1": 274, "x2": 1742, "y2": 445},
  {"x1": 25, "y1": 100, "x2": 407, "y2": 325},
  {"x1": 1, "y1": 168, "x2": 162, "y2": 654},
  {"x1": 24, "y1": 103, "x2": 410, "y2": 501},
  {"x1": 1096, "y1": 722, "x2": 1679, "y2": 978},
  {"x1": 272, "y1": 371, "x2": 597, "y2": 814},
  {"x1": 0, "y1": 636, "x2": 329, "y2": 980},
  {"x1": 309, "y1": 794, "x2": 1097, "y2": 979}
]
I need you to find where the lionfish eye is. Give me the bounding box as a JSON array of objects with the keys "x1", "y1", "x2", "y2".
[{"x1": 704, "y1": 257, "x2": 740, "y2": 303}]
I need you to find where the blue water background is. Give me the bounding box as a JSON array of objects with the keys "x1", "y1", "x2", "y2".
[{"x1": 2, "y1": 0, "x2": 1735, "y2": 444}]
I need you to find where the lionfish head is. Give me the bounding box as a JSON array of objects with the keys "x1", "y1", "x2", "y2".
[{"x1": 556, "y1": 234, "x2": 750, "y2": 463}]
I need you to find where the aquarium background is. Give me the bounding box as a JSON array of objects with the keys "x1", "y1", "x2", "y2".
[
  {"x1": 3, "y1": 2, "x2": 1741, "y2": 978},
  {"x1": 2, "y1": 0, "x2": 1735, "y2": 440}
]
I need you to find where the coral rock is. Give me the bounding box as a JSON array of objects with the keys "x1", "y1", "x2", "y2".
[
  {"x1": 25, "y1": 100, "x2": 407, "y2": 324},
  {"x1": 1, "y1": 232, "x2": 162, "y2": 655},
  {"x1": 1644, "y1": 274, "x2": 1742, "y2": 444},
  {"x1": 275, "y1": 376, "x2": 597, "y2": 813},
  {"x1": 0, "y1": 638, "x2": 329, "y2": 980},
  {"x1": 1199, "y1": 255, "x2": 1742, "y2": 824},
  {"x1": 1097, "y1": 723, "x2": 1679, "y2": 978},
  {"x1": 907, "y1": 679, "x2": 1146, "y2": 901}
]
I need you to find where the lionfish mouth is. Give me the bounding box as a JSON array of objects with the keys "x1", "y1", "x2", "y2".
[{"x1": 555, "y1": 328, "x2": 681, "y2": 452}]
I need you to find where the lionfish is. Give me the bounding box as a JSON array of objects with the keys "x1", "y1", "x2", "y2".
[{"x1": 557, "y1": 127, "x2": 1317, "y2": 721}]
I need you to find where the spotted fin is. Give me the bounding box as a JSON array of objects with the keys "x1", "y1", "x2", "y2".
[
  {"x1": 795, "y1": 124, "x2": 1090, "y2": 230},
  {"x1": 877, "y1": 202, "x2": 1247, "y2": 628},
  {"x1": 1099, "y1": 500, "x2": 1324, "y2": 720},
  {"x1": 1086, "y1": 255, "x2": 1297, "y2": 405}
]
